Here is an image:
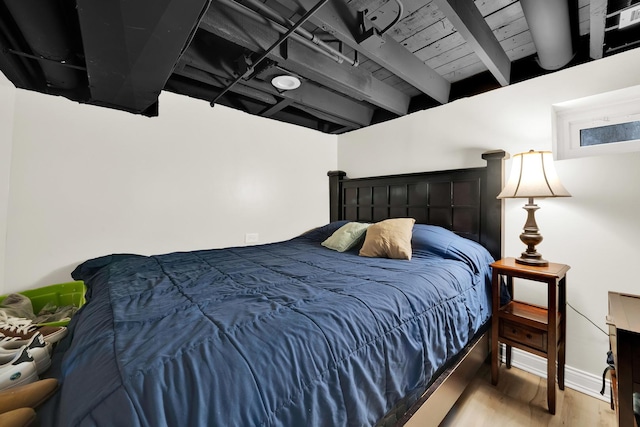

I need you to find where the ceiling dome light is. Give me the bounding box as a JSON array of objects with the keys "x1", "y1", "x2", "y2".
[{"x1": 271, "y1": 75, "x2": 301, "y2": 90}]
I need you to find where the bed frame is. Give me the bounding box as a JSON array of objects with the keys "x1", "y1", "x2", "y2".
[{"x1": 328, "y1": 150, "x2": 506, "y2": 426}]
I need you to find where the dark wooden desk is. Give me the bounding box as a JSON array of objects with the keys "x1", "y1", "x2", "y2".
[{"x1": 607, "y1": 291, "x2": 640, "y2": 427}]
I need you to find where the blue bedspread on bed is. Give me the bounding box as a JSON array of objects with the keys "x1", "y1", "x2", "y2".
[{"x1": 41, "y1": 222, "x2": 495, "y2": 426}]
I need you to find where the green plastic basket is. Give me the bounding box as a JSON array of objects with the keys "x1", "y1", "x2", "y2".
[{"x1": 0, "y1": 281, "x2": 86, "y2": 327}]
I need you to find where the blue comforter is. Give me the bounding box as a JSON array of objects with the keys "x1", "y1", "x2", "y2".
[{"x1": 42, "y1": 222, "x2": 495, "y2": 426}]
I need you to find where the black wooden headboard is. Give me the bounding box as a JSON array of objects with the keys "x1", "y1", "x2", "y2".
[{"x1": 328, "y1": 150, "x2": 506, "y2": 261}]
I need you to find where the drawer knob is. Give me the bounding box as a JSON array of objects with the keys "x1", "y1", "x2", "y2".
[{"x1": 526, "y1": 333, "x2": 533, "y2": 339}]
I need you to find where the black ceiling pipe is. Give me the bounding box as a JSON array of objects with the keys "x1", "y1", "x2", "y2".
[{"x1": 4, "y1": 0, "x2": 80, "y2": 90}]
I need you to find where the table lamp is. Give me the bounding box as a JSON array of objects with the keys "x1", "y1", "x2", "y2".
[{"x1": 498, "y1": 150, "x2": 571, "y2": 266}]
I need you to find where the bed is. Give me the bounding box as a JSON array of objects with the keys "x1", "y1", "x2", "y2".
[{"x1": 39, "y1": 150, "x2": 506, "y2": 426}]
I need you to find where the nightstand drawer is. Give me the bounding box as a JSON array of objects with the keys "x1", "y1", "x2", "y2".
[{"x1": 500, "y1": 319, "x2": 548, "y2": 352}]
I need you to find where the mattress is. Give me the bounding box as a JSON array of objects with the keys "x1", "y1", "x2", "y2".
[{"x1": 40, "y1": 221, "x2": 495, "y2": 426}]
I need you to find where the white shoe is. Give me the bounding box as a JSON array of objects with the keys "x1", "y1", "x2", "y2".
[
  {"x1": 0, "y1": 333, "x2": 51, "y2": 375},
  {"x1": 0, "y1": 346, "x2": 38, "y2": 391},
  {"x1": 0, "y1": 312, "x2": 67, "y2": 344}
]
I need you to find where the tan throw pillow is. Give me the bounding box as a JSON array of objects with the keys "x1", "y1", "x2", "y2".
[{"x1": 359, "y1": 218, "x2": 416, "y2": 260}]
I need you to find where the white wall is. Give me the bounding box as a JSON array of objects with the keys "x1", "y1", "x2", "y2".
[
  {"x1": 0, "y1": 74, "x2": 15, "y2": 293},
  {"x1": 339, "y1": 48, "x2": 640, "y2": 385},
  {"x1": 2, "y1": 89, "x2": 337, "y2": 293}
]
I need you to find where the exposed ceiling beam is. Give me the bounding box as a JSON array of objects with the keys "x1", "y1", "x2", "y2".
[
  {"x1": 176, "y1": 65, "x2": 278, "y2": 104},
  {"x1": 278, "y1": 0, "x2": 451, "y2": 104},
  {"x1": 76, "y1": 0, "x2": 211, "y2": 113},
  {"x1": 432, "y1": 0, "x2": 511, "y2": 86},
  {"x1": 260, "y1": 98, "x2": 294, "y2": 117},
  {"x1": 178, "y1": 49, "x2": 375, "y2": 126},
  {"x1": 589, "y1": 0, "x2": 608, "y2": 59},
  {"x1": 294, "y1": 103, "x2": 362, "y2": 130},
  {"x1": 200, "y1": 1, "x2": 409, "y2": 116}
]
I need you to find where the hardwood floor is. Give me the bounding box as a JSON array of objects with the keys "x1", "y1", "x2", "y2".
[{"x1": 440, "y1": 361, "x2": 616, "y2": 426}]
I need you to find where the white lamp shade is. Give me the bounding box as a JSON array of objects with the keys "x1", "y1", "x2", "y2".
[{"x1": 498, "y1": 150, "x2": 571, "y2": 198}]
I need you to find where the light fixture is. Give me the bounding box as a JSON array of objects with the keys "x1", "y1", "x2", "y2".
[
  {"x1": 271, "y1": 75, "x2": 301, "y2": 91},
  {"x1": 497, "y1": 150, "x2": 571, "y2": 266}
]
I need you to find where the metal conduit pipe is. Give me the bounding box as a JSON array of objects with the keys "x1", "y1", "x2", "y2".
[
  {"x1": 238, "y1": 0, "x2": 357, "y2": 67},
  {"x1": 520, "y1": 0, "x2": 574, "y2": 70},
  {"x1": 217, "y1": 0, "x2": 345, "y2": 65},
  {"x1": 211, "y1": 0, "x2": 330, "y2": 104}
]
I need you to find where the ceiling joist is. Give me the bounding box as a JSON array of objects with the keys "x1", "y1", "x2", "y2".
[
  {"x1": 278, "y1": 0, "x2": 451, "y2": 104},
  {"x1": 260, "y1": 98, "x2": 294, "y2": 117},
  {"x1": 178, "y1": 49, "x2": 375, "y2": 126},
  {"x1": 199, "y1": 0, "x2": 409, "y2": 116},
  {"x1": 76, "y1": 0, "x2": 211, "y2": 114},
  {"x1": 432, "y1": 0, "x2": 511, "y2": 86},
  {"x1": 589, "y1": 0, "x2": 608, "y2": 59}
]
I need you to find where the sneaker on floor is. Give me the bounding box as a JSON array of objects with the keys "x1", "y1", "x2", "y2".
[
  {"x1": 0, "y1": 347, "x2": 38, "y2": 391},
  {"x1": 0, "y1": 334, "x2": 51, "y2": 375},
  {"x1": 0, "y1": 315, "x2": 38, "y2": 341},
  {"x1": 35, "y1": 325, "x2": 67, "y2": 344},
  {"x1": 0, "y1": 313, "x2": 67, "y2": 344}
]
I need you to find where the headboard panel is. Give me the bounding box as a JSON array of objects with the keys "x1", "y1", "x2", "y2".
[{"x1": 328, "y1": 150, "x2": 506, "y2": 260}]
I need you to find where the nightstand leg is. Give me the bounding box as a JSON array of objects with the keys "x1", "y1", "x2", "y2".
[
  {"x1": 547, "y1": 355, "x2": 556, "y2": 415},
  {"x1": 491, "y1": 332, "x2": 499, "y2": 385},
  {"x1": 558, "y1": 277, "x2": 566, "y2": 390},
  {"x1": 558, "y1": 341, "x2": 565, "y2": 390},
  {"x1": 506, "y1": 344, "x2": 512, "y2": 369},
  {"x1": 491, "y1": 269, "x2": 500, "y2": 386},
  {"x1": 547, "y1": 278, "x2": 557, "y2": 415}
]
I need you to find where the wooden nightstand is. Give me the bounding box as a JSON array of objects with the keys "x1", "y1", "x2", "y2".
[{"x1": 490, "y1": 257, "x2": 570, "y2": 415}]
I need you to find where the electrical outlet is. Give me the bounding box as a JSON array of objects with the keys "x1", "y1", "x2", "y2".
[{"x1": 245, "y1": 233, "x2": 259, "y2": 244}]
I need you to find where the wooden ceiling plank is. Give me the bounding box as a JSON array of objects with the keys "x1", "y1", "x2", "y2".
[
  {"x1": 401, "y1": 19, "x2": 457, "y2": 54},
  {"x1": 506, "y1": 41, "x2": 536, "y2": 61},
  {"x1": 200, "y1": 1, "x2": 409, "y2": 115},
  {"x1": 282, "y1": 0, "x2": 450, "y2": 103},
  {"x1": 432, "y1": 0, "x2": 511, "y2": 86},
  {"x1": 389, "y1": 0, "x2": 444, "y2": 43},
  {"x1": 484, "y1": 1, "x2": 525, "y2": 27},
  {"x1": 426, "y1": 40, "x2": 475, "y2": 69},
  {"x1": 500, "y1": 30, "x2": 533, "y2": 52},
  {"x1": 590, "y1": 0, "x2": 608, "y2": 59},
  {"x1": 434, "y1": 51, "x2": 481, "y2": 76},
  {"x1": 475, "y1": 0, "x2": 518, "y2": 16},
  {"x1": 389, "y1": 2, "x2": 444, "y2": 41},
  {"x1": 493, "y1": 16, "x2": 529, "y2": 41}
]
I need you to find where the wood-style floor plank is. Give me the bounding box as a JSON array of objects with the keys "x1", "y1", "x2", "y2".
[{"x1": 440, "y1": 362, "x2": 616, "y2": 426}]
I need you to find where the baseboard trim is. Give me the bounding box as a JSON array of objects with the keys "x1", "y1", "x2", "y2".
[{"x1": 499, "y1": 345, "x2": 611, "y2": 403}]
